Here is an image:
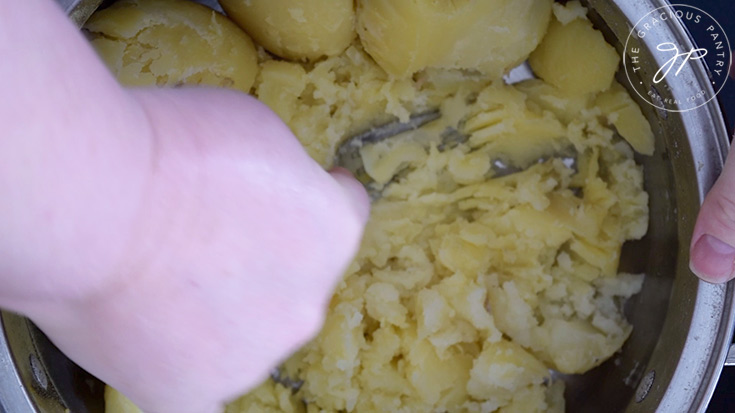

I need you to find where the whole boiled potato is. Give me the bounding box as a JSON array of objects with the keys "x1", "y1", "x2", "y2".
[
  {"x1": 356, "y1": 0, "x2": 552, "y2": 78},
  {"x1": 219, "y1": 0, "x2": 355, "y2": 61},
  {"x1": 85, "y1": 0, "x2": 259, "y2": 93}
]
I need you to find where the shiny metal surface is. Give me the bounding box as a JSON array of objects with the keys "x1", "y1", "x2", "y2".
[
  {"x1": 725, "y1": 344, "x2": 735, "y2": 367},
  {"x1": 0, "y1": 315, "x2": 33, "y2": 413},
  {"x1": 584, "y1": 1, "x2": 733, "y2": 411},
  {"x1": 1, "y1": 0, "x2": 733, "y2": 412},
  {"x1": 56, "y1": 0, "x2": 103, "y2": 26},
  {"x1": 0, "y1": 312, "x2": 104, "y2": 413}
]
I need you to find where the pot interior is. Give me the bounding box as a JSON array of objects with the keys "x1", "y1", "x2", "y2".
[{"x1": 1, "y1": 1, "x2": 733, "y2": 412}]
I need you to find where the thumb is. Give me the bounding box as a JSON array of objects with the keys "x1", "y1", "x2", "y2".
[{"x1": 690, "y1": 147, "x2": 735, "y2": 283}]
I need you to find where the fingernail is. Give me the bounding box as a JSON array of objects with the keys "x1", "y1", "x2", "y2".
[
  {"x1": 690, "y1": 234, "x2": 735, "y2": 283},
  {"x1": 329, "y1": 167, "x2": 370, "y2": 224}
]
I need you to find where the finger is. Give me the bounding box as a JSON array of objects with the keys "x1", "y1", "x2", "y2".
[
  {"x1": 329, "y1": 167, "x2": 371, "y2": 225},
  {"x1": 690, "y1": 147, "x2": 735, "y2": 283}
]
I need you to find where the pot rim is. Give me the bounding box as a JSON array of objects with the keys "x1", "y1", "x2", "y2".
[
  {"x1": 2, "y1": 1, "x2": 734, "y2": 413},
  {"x1": 595, "y1": 0, "x2": 734, "y2": 411}
]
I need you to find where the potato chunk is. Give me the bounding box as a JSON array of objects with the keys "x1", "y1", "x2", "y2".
[
  {"x1": 356, "y1": 0, "x2": 552, "y2": 78},
  {"x1": 219, "y1": 0, "x2": 355, "y2": 61},
  {"x1": 596, "y1": 82, "x2": 655, "y2": 155},
  {"x1": 529, "y1": 17, "x2": 620, "y2": 95},
  {"x1": 255, "y1": 61, "x2": 308, "y2": 124},
  {"x1": 85, "y1": 0, "x2": 259, "y2": 93},
  {"x1": 538, "y1": 318, "x2": 630, "y2": 373},
  {"x1": 466, "y1": 340, "x2": 548, "y2": 402}
]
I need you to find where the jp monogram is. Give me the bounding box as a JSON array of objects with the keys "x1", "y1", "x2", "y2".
[{"x1": 623, "y1": 4, "x2": 731, "y2": 112}]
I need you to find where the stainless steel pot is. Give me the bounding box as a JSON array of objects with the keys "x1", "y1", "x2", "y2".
[{"x1": 1, "y1": 0, "x2": 733, "y2": 412}]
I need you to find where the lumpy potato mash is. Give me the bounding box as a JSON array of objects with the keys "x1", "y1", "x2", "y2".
[{"x1": 92, "y1": 0, "x2": 654, "y2": 412}]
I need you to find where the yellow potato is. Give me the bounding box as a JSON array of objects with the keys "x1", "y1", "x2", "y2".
[
  {"x1": 219, "y1": 0, "x2": 355, "y2": 61},
  {"x1": 529, "y1": 16, "x2": 620, "y2": 95},
  {"x1": 406, "y1": 338, "x2": 474, "y2": 408},
  {"x1": 224, "y1": 380, "x2": 304, "y2": 413},
  {"x1": 356, "y1": 0, "x2": 553, "y2": 78},
  {"x1": 85, "y1": 0, "x2": 259, "y2": 93},
  {"x1": 499, "y1": 385, "x2": 553, "y2": 413},
  {"x1": 255, "y1": 61, "x2": 308, "y2": 124},
  {"x1": 361, "y1": 140, "x2": 428, "y2": 185},
  {"x1": 255, "y1": 44, "x2": 426, "y2": 166},
  {"x1": 466, "y1": 340, "x2": 548, "y2": 402},
  {"x1": 95, "y1": 2, "x2": 652, "y2": 411},
  {"x1": 551, "y1": 0, "x2": 588, "y2": 25},
  {"x1": 104, "y1": 386, "x2": 142, "y2": 413},
  {"x1": 538, "y1": 318, "x2": 631, "y2": 373},
  {"x1": 516, "y1": 78, "x2": 594, "y2": 124},
  {"x1": 596, "y1": 82, "x2": 655, "y2": 155}
]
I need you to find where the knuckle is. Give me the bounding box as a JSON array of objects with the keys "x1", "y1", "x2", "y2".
[{"x1": 713, "y1": 189, "x2": 735, "y2": 231}]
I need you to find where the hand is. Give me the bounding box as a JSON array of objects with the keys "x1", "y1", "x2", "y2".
[
  {"x1": 32, "y1": 89, "x2": 368, "y2": 413},
  {"x1": 690, "y1": 145, "x2": 735, "y2": 283},
  {"x1": 0, "y1": 1, "x2": 368, "y2": 412}
]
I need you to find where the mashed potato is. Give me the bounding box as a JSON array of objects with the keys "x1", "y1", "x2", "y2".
[
  {"x1": 235, "y1": 78, "x2": 648, "y2": 411},
  {"x1": 95, "y1": 1, "x2": 652, "y2": 412}
]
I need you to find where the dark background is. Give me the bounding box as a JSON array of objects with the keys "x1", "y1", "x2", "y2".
[
  {"x1": 679, "y1": 1, "x2": 735, "y2": 412},
  {"x1": 677, "y1": 0, "x2": 735, "y2": 134}
]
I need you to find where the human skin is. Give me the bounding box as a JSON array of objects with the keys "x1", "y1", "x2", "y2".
[
  {"x1": 0, "y1": 1, "x2": 368, "y2": 412},
  {"x1": 690, "y1": 147, "x2": 735, "y2": 283},
  {"x1": 0, "y1": 0, "x2": 732, "y2": 412}
]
